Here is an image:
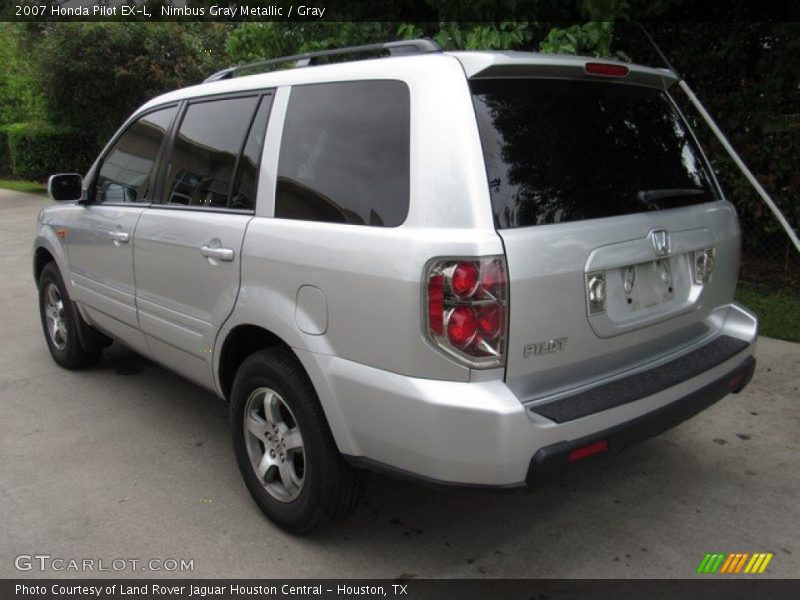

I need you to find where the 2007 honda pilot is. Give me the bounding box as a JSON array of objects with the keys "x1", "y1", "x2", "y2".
[{"x1": 34, "y1": 40, "x2": 758, "y2": 533}]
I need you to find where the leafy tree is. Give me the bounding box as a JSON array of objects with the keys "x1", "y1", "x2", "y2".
[
  {"x1": 628, "y1": 21, "x2": 800, "y2": 278},
  {"x1": 0, "y1": 24, "x2": 44, "y2": 127},
  {"x1": 20, "y1": 22, "x2": 232, "y2": 146}
]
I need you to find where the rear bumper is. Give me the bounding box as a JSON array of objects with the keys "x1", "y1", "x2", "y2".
[
  {"x1": 525, "y1": 354, "x2": 755, "y2": 487},
  {"x1": 297, "y1": 303, "x2": 758, "y2": 488}
]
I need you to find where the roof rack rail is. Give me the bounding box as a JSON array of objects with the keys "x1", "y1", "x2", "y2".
[{"x1": 204, "y1": 38, "x2": 442, "y2": 83}]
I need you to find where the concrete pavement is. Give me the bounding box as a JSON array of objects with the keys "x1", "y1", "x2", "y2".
[{"x1": 1, "y1": 189, "x2": 798, "y2": 578}]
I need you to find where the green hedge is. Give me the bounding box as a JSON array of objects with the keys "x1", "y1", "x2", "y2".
[
  {"x1": 0, "y1": 125, "x2": 12, "y2": 176},
  {"x1": 5, "y1": 122, "x2": 95, "y2": 182}
]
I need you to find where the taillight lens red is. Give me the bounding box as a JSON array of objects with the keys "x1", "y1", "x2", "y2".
[
  {"x1": 447, "y1": 306, "x2": 477, "y2": 348},
  {"x1": 477, "y1": 304, "x2": 503, "y2": 338},
  {"x1": 451, "y1": 262, "x2": 479, "y2": 298},
  {"x1": 424, "y1": 256, "x2": 508, "y2": 368},
  {"x1": 481, "y1": 258, "x2": 505, "y2": 296},
  {"x1": 584, "y1": 62, "x2": 629, "y2": 77},
  {"x1": 427, "y1": 274, "x2": 444, "y2": 336}
]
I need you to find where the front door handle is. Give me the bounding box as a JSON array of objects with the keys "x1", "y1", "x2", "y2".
[
  {"x1": 201, "y1": 245, "x2": 234, "y2": 262},
  {"x1": 109, "y1": 230, "x2": 130, "y2": 243}
]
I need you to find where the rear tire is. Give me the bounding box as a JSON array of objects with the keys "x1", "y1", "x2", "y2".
[
  {"x1": 38, "y1": 262, "x2": 102, "y2": 369},
  {"x1": 230, "y1": 347, "x2": 365, "y2": 534}
]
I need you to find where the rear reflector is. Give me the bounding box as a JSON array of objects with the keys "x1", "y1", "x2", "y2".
[
  {"x1": 728, "y1": 372, "x2": 745, "y2": 392},
  {"x1": 585, "y1": 62, "x2": 629, "y2": 77},
  {"x1": 568, "y1": 439, "x2": 609, "y2": 462}
]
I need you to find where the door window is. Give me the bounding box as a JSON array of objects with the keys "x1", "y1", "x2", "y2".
[
  {"x1": 94, "y1": 106, "x2": 177, "y2": 204},
  {"x1": 163, "y1": 96, "x2": 262, "y2": 210}
]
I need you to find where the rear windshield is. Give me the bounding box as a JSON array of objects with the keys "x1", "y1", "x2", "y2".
[{"x1": 471, "y1": 79, "x2": 719, "y2": 229}]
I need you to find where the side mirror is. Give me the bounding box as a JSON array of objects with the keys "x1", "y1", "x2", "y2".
[{"x1": 48, "y1": 173, "x2": 83, "y2": 202}]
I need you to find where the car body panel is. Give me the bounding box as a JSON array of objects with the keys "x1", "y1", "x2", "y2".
[
  {"x1": 133, "y1": 208, "x2": 252, "y2": 390},
  {"x1": 295, "y1": 303, "x2": 756, "y2": 485},
  {"x1": 64, "y1": 204, "x2": 151, "y2": 354},
  {"x1": 500, "y1": 201, "x2": 742, "y2": 402}
]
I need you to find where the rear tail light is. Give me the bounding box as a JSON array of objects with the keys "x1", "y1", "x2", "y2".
[{"x1": 424, "y1": 256, "x2": 508, "y2": 368}]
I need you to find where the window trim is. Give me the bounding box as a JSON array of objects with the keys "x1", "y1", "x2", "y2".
[
  {"x1": 87, "y1": 102, "x2": 180, "y2": 207},
  {"x1": 152, "y1": 90, "x2": 275, "y2": 215}
]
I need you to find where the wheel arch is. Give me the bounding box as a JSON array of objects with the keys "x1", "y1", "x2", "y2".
[
  {"x1": 34, "y1": 246, "x2": 56, "y2": 283},
  {"x1": 217, "y1": 323, "x2": 292, "y2": 401},
  {"x1": 215, "y1": 323, "x2": 359, "y2": 456},
  {"x1": 33, "y1": 229, "x2": 71, "y2": 294}
]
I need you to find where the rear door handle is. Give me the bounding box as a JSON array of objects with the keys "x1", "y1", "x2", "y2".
[
  {"x1": 109, "y1": 230, "x2": 130, "y2": 243},
  {"x1": 201, "y1": 245, "x2": 234, "y2": 262}
]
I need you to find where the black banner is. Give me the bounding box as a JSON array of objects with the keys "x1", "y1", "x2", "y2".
[
  {"x1": 3, "y1": 0, "x2": 800, "y2": 23},
  {"x1": 4, "y1": 580, "x2": 800, "y2": 600}
]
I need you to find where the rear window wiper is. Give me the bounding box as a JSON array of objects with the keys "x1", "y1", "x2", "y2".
[{"x1": 636, "y1": 188, "x2": 705, "y2": 202}]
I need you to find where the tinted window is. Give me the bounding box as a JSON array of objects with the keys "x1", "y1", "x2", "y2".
[
  {"x1": 95, "y1": 106, "x2": 176, "y2": 204},
  {"x1": 276, "y1": 81, "x2": 410, "y2": 227},
  {"x1": 164, "y1": 96, "x2": 260, "y2": 209},
  {"x1": 229, "y1": 96, "x2": 272, "y2": 211},
  {"x1": 472, "y1": 79, "x2": 718, "y2": 229}
]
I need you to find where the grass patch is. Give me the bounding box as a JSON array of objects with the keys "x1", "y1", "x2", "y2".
[
  {"x1": 736, "y1": 281, "x2": 800, "y2": 343},
  {"x1": 0, "y1": 178, "x2": 47, "y2": 195}
]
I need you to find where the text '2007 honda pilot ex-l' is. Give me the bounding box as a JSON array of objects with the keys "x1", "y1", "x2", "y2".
[{"x1": 35, "y1": 40, "x2": 757, "y2": 533}]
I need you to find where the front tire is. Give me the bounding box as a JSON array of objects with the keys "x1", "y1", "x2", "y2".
[
  {"x1": 230, "y1": 347, "x2": 364, "y2": 534},
  {"x1": 38, "y1": 262, "x2": 102, "y2": 369}
]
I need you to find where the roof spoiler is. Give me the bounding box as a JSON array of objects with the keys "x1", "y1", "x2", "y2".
[{"x1": 453, "y1": 52, "x2": 677, "y2": 90}]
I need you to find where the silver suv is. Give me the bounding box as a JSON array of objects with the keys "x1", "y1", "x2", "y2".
[{"x1": 34, "y1": 40, "x2": 758, "y2": 533}]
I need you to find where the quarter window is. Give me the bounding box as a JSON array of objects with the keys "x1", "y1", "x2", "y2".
[
  {"x1": 95, "y1": 106, "x2": 177, "y2": 204},
  {"x1": 275, "y1": 80, "x2": 410, "y2": 227},
  {"x1": 163, "y1": 96, "x2": 261, "y2": 210}
]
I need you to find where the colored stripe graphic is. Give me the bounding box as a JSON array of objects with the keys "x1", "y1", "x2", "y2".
[
  {"x1": 720, "y1": 553, "x2": 739, "y2": 573},
  {"x1": 745, "y1": 554, "x2": 760, "y2": 573},
  {"x1": 719, "y1": 554, "x2": 736, "y2": 574},
  {"x1": 734, "y1": 553, "x2": 749, "y2": 573},
  {"x1": 709, "y1": 554, "x2": 725, "y2": 573},
  {"x1": 697, "y1": 552, "x2": 775, "y2": 575},
  {"x1": 745, "y1": 553, "x2": 774, "y2": 574},
  {"x1": 758, "y1": 553, "x2": 774, "y2": 573},
  {"x1": 697, "y1": 552, "x2": 772, "y2": 574},
  {"x1": 697, "y1": 554, "x2": 712, "y2": 573}
]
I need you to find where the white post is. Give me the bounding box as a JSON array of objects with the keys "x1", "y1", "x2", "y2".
[{"x1": 678, "y1": 79, "x2": 800, "y2": 253}]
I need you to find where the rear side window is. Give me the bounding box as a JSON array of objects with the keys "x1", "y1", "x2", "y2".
[
  {"x1": 95, "y1": 106, "x2": 177, "y2": 204},
  {"x1": 471, "y1": 79, "x2": 719, "y2": 229},
  {"x1": 275, "y1": 80, "x2": 410, "y2": 227},
  {"x1": 163, "y1": 96, "x2": 261, "y2": 210}
]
